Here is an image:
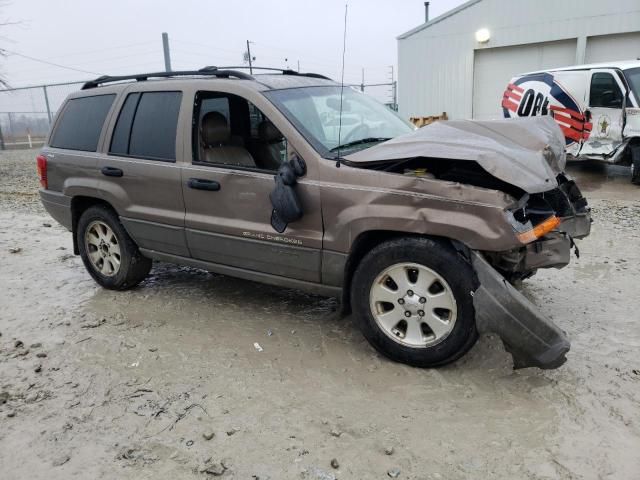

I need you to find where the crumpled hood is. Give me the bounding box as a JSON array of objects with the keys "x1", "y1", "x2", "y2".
[{"x1": 344, "y1": 116, "x2": 566, "y2": 194}]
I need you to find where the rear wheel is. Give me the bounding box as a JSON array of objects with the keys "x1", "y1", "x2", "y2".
[
  {"x1": 351, "y1": 237, "x2": 478, "y2": 367},
  {"x1": 631, "y1": 145, "x2": 640, "y2": 185},
  {"x1": 77, "y1": 205, "x2": 152, "y2": 290}
]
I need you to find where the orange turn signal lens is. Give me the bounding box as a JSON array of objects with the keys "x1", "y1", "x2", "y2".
[{"x1": 517, "y1": 215, "x2": 561, "y2": 244}]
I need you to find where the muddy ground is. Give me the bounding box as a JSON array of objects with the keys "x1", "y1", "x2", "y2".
[{"x1": 0, "y1": 149, "x2": 639, "y2": 480}]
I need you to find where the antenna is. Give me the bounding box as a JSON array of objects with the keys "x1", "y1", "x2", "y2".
[{"x1": 336, "y1": 2, "x2": 348, "y2": 166}]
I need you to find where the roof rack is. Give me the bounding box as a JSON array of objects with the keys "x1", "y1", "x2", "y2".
[
  {"x1": 200, "y1": 66, "x2": 332, "y2": 80},
  {"x1": 82, "y1": 66, "x2": 332, "y2": 89},
  {"x1": 82, "y1": 68, "x2": 253, "y2": 90}
]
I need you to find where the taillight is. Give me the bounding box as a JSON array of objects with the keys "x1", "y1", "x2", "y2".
[{"x1": 36, "y1": 154, "x2": 48, "y2": 189}]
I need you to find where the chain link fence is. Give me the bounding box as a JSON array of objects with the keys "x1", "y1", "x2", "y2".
[
  {"x1": 0, "y1": 81, "x2": 87, "y2": 150},
  {"x1": 0, "y1": 78, "x2": 397, "y2": 150}
]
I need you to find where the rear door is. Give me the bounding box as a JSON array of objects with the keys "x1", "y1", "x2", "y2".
[
  {"x1": 97, "y1": 86, "x2": 188, "y2": 256},
  {"x1": 580, "y1": 69, "x2": 626, "y2": 158},
  {"x1": 181, "y1": 87, "x2": 324, "y2": 283}
]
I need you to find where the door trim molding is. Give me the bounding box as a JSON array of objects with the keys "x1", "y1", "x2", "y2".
[{"x1": 139, "y1": 248, "x2": 340, "y2": 298}]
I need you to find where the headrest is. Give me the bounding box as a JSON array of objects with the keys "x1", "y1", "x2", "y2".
[
  {"x1": 201, "y1": 111, "x2": 230, "y2": 145},
  {"x1": 258, "y1": 120, "x2": 283, "y2": 144}
]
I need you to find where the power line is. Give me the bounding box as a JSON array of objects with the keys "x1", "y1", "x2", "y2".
[
  {"x1": 7, "y1": 49, "x2": 160, "y2": 75},
  {"x1": 44, "y1": 41, "x2": 157, "y2": 60},
  {"x1": 0, "y1": 48, "x2": 104, "y2": 76}
]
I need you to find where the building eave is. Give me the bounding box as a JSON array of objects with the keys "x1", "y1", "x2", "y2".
[{"x1": 397, "y1": 0, "x2": 484, "y2": 40}]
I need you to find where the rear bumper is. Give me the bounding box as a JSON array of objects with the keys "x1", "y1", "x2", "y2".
[
  {"x1": 39, "y1": 189, "x2": 72, "y2": 231},
  {"x1": 471, "y1": 251, "x2": 569, "y2": 369}
]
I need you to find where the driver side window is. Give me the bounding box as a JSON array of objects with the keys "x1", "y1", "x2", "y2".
[
  {"x1": 192, "y1": 91, "x2": 288, "y2": 171},
  {"x1": 589, "y1": 72, "x2": 623, "y2": 109}
]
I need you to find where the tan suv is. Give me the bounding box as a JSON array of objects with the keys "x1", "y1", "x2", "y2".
[{"x1": 37, "y1": 67, "x2": 591, "y2": 370}]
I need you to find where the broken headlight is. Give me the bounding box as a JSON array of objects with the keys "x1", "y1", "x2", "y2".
[{"x1": 507, "y1": 194, "x2": 560, "y2": 244}]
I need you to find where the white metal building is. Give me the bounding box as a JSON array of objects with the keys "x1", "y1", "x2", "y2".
[{"x1": 397, "y1": 0, "x2": 640, "y2": 120}]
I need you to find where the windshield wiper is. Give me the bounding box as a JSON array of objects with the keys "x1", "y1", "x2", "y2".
[{"x1": 329, "y1": 137, "x2": 391, "y2": 153}]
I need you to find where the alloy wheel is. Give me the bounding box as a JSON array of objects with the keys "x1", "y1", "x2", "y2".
[
  {"x1": 369, "y1": 262, "x2": 457, "y2": 348},
  {"x1": 84, "y1": 220, "x2": 121, "y2": 277}
]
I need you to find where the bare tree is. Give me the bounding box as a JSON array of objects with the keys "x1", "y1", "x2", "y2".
[{"x1": 0, "y1": 1, "x2": 20, "y2": 88}]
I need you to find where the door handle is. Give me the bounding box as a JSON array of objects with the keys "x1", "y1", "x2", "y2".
[
  {"x1": 188, "y1": 178, "x2": 220, "y2": 191},
  {"x1": 101, "y1": 166, "x2": 123, "y2": 177}
]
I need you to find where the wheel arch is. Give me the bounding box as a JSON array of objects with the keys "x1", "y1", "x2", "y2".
[
  {"x1": 618, "y1": 136, "x2": 640, "y2": 165},
  {"x1": 340, "y1": 230, "x2": 471, "y2": 314},
  {"x1": 71, "y1": 196, "x2": 117, "y2": 254}
]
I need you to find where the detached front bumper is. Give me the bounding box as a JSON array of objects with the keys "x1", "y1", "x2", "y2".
[{"x1": 471, "y1": 251, "x2": 569, "y2": 369}]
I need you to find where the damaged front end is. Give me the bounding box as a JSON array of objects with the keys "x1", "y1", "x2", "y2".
[
  {"x1": 473, "y1": 175, "x2": 590, "y2": 368},
  {"x1": 470, "y1": 173, "x2": 590, "y2": 368},
  {"x1": 343, "y1": 116, "x2": 591, "y2": 369},
  {"x1": 485, "y1": 173, "x2": 591, "y2": 283}
]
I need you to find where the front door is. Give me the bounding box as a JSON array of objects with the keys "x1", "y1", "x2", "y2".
[
  {"x1": 181, "y1": 90, "x2": 324, "y2": 283},
  {"x1": 580, "y1": 69, "x2": 626, "y2": 158}
]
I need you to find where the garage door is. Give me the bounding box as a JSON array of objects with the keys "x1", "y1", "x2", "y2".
[
  {"x1": 472, "y1": 39, "x2": 576, "y2": 120},
  {"x1": 586, "y1": 32, "x2": 640, "y2": 63}
]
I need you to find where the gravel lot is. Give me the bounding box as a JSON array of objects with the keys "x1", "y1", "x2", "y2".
[{"x1": 1, "y1": 149, "x2": 639, "y2": 479}]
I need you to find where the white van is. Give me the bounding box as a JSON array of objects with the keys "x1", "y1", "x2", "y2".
[{"x1": 502, "y1": 61, "x2": 640, "y2": 184}]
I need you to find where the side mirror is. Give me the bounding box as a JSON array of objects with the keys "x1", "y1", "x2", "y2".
[
  {"x1": 291, "y1": 153, "x2": 307, "y2": 177},
  {"x1": 269, "y1": 155, "x2": 307, "y2": 233}
]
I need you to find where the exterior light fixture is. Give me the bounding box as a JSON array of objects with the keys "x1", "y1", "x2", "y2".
[{"x1": 475, "y1": 28, "x2": 491, "y2": 43}]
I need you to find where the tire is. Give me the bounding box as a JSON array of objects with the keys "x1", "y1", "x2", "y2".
[
  {"x1": 631, "y1": 145, "x2": 640, "y2": 185},
  {"x1": 350, "y1": 237, "x2": 478, "y2": 368},
  {"x1": 77, "y1": 205, "x2": 152, "y2": 290}
]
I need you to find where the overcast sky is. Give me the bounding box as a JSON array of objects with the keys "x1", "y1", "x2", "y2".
[{"x1": 0, "y1": 0, "x2": 466, "y2": 98}]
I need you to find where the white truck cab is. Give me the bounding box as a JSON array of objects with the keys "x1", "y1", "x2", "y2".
[{"x1": 503, "y1": 61, "x2": 640, "y2": 184}]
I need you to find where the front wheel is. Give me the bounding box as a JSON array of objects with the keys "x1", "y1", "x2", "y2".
[
  {"x1": 351, "y1": 237, "x2": 478, "y2": 367},
  {"x1": 77, "y1": 205, "x2": 152, "y2": 290}
]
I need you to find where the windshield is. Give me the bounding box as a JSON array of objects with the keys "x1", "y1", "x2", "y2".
[
  {"x1": 624, "y1": 68, "x2": 640, "y2": 104},
  {"x1": 264, "y1": 86, "x2": 413, "y2": 157}
]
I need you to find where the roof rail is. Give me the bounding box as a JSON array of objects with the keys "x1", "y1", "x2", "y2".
[
  {"x1": 81, "y1": 68, "x2": 254, "y2": 90},
  {"x1": 200, "y1": 65, "x2": 332, "y2": 80},
  {"x1": 81, "y1": 66, "x2": 333, "y2": 90}
]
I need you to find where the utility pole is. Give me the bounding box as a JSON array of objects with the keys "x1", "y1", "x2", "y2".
[
  {"x1": 246, "y1": 40, "x2": 253, "y2": 74},
  {"x1": 43, "y1": 85, "x2": 52, "y2": 125},
  {"x1": 162, "y1": 32, "x2": 172, "y2": 72},
  {"x1": 360, "y1": 68, "x2": 365, "y2": 92},
  {"x1": 7, "y1": 112, "x2": 13, "y2": 138},
  {"x1": 0, "y1": 122, "x2": 5, "y2": 150}
]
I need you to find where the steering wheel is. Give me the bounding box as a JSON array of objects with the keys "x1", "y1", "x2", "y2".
[{"x1": 341, "y1": 123, "x2": 370, "y2": 144}]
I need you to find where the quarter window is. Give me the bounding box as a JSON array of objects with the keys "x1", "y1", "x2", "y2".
[
  {"x1": 589, "y1": 73, "x2": 623, "y2": 109},
  {"x1": 109, "y1": 91, "x2": 182, "y2": 161},
  {"x1": 50, "y1": 94, "x2": 115, "y2": 151},
  {"x1": 109, "y1": 93, "x2": 140, "y2": 155}
]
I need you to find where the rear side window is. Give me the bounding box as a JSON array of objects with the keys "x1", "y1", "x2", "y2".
[
  {"x1": 589, "y1": 73, "x2": 623, "y2": 109},
  {"x1": 109, "y1": 91, "x2": 182, "y2": 161},
  {"x1": 50, "y1": 94, "x2": 115, "y2": 151}
]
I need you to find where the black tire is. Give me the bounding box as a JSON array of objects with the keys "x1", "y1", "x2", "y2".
[
  {"x1": 77, "y1": 205, "x2": 152, "y2": 290},
  {"x1": 350, "y1": 237, "x2": 478, "y2": 368},
  {"x1": 631, "y1": 145, "x2": 640, "y2": 185}
]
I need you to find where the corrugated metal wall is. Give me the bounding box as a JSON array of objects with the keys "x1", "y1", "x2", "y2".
[{"x1": 397, "y1": 0, "x2": 640, "y2": 120}]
